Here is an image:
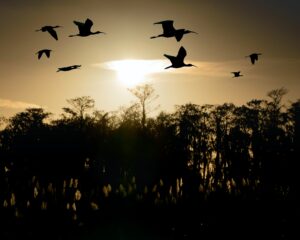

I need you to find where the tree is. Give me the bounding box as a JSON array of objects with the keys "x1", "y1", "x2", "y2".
[
  {"x1": 7, "y1": 108, "x2": 50, "y2": 135},
  {"x1": 2, "y1": 108, "x2": 51, "y2": 177},
  {"x1": 287, "y1": 100, "x2": 300, "y2": 200},
  {"x1": 211, "y1": 103, "x2": 236, "y2": 188},
  {"x1": 0, "y1": 115, "x2": 6, "y2": 129},
  {"x1": 261, "y1": 88, "x2": 289, "y2": 195},
  {"x1": 175, "y1": 103, "x2": 202, "y2": 172},
  {"x1": 128, "y1": 84, "x2": 159, "y2": 129},
  {"x1": 62, "y1": 96, "x2": 95, "y2": 120},
  {"x1": 118, "y1": 103, "x2": 141, "y2": 128}
]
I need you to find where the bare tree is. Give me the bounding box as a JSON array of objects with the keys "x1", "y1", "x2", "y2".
[
  {"x1": 63, "y1": 96, "x2": 95, "y2": 120},
  {"x1": 267, "y1": 88, "x2": 288, "y2": 108},
  {"x1": 128, "y1": 84, "x2": 159, "y2": 128}
]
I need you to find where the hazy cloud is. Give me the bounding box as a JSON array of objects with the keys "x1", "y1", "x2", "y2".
[
  {"x1": 94, "y1": 57, "x2": 300, "y2": 81},
  {"x1": 93, "y1": 59, "x2": 168, "y2": 74},
  {"x1": 94, "y1": 59, "x2": 246, "y2": 78},
  {"x1": 0, "y1": 99, "x2": 41, "y2": 109}
]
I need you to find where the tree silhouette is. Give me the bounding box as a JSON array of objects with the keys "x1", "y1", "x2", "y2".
[
  {"x1": 211, "y1": 103, "x2": 235, "y2": 190},
  {"x1": 62, "y1": 96, "x2": 95, "y2": 121},
  {"x1": 262, "y1": 88, "x2": 289, "y2": 195},
  {"x1": 128, "y1": 84, "x2": 159, "y2": 129},
  {"x1": 0, "y1": 88, "x2": 297, "y2": 240},
  {"x1": 1, "y1": 108, "x2": 50, "y2": 180},
  {"x1": 287, "y1": 100, "x2": 300, "y2": 201},
  {"x1": 0, "y1": 115, "x2": 6, "y2": 129}
]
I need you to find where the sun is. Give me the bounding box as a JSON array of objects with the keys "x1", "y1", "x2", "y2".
[
  {"x1": 106, "y1": 59, "x2": 167, "y2": 87},
  {"x1": 115, "y1": 60, "x2": 147, "y2": 87}
]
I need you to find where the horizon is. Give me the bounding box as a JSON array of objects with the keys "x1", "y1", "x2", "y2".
[{"x1": 0, "y1": 85, "x2": 296, "y2": 122}]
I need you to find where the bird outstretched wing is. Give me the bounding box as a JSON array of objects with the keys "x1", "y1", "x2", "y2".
[
  {"x1": 36, "y1": 51, "x2": 43, "y2": 59},
  {"x1": 175, "y1": 33, "x2": 183, "y2": 42},
  {"x1": 72, "y1": 65, "x2": 81, "y2": 69},
  {"x1": 57, "y1": 66, "x2": 73, "y2": 72},
  {"x1": 163, "y1": 54, "x2": 177, "y2": 65},
  {"x1": 85, "y1": 18, "x2": 93, "y2": 30},
  {"x1": 74, "y1": 20, "x2": 86, "y2": 34},
  {"x1": 248, "y1": 53, "x2": 262, "y2": 64},
  {"x1": 74, "y1": 20, "x2": 84, "y2": 27},
  {"x1": 45, "y1": 50, "x2": 50, "y2": 58},
  {"x1": 177, "y1": 46, "x2": 187, "y2": 60},
  {"x1": 154, "y1": 20, "x2": 175, "y2": 35},
  {"x1": 47, "y1": 28, "x2": 58, "y2": 40},
  {"x1": 250, "y1": 55, "x2": 256, "y2": 64},
  {"x1": 164, "y1": 54, "x2": 175, "y2": 61}
]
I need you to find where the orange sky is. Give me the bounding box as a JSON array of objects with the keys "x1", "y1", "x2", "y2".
[{"x1": 0, "y1": 0, "x2": 299, "y2": 118}]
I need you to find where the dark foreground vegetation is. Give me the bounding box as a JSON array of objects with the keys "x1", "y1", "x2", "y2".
[{"x1": 0, "y1": 86, "x2": 299, "y2": 239}]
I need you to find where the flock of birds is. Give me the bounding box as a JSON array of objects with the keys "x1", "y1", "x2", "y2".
[
  {"x1": 232, "y1": 53, "x2": 262, "y2": 78},
  {"x1": 35, "y1": 18, "x2": 262, "y2": 76},
  {"x1": 35, "y1": 18, "x2": 105, "y2": 72}
]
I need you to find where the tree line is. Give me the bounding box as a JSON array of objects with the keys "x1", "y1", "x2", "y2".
[{"x1": 0, "y1": 86, "x2": 299, "y2": 205}]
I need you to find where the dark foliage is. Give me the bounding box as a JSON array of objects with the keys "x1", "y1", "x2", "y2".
[{"x1": 0, "y1": 87, "x2": 298, "y2": 239}]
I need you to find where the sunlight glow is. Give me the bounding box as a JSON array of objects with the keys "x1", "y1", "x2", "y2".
[{"x1": 105, "y1": 59, "x2": 167, "y2": 87}]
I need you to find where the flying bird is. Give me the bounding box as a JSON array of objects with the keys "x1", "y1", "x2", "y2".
[
  {"x1": 69, "y1": 18, "x2": 105, "y2": 37},
  {"x1": 232, "y1": 71, "x2": 243, "y2": 78},
  {"x1": 36, "y1": 25, "x2": 62, "y2": 40},
  {"x1": 164, "y1": 46, "x2": 196, "y2": 69},
  {"x1": 36, "y1": 49, "x2": 52, "y2": 59},
  {"x1": 150, "y1": 20, "x2": 197, "y2": 42},
  {"x1": 57, "y1": 65, "x2": 81, "y2": 72},
  {"x1": 246, "y1": 53, "x2": 262, "y2": 65}
]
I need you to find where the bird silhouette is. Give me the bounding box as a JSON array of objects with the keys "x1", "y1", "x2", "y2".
[
  {"x1": 36, "y1": 25, "x2": 62, "y2": 40},
  {"x1": 69, "y1": 18, "x2": 105, "y2": 37},
  {"x1": 150, "y1": 20, "x2": 197, "y2": 42},
  {"x1": 36, "y1": 49, "x2": 52, "y2": 59},
  {"x1": 246, "y1": 53, "x2": 262, "y2": 64},
  {"x1": 164, "y1": 46, "x2": 196, "y2": 69},
  {"x1": 232, "y1": 71, "x2": 243, "y2": 78},
  {"x1": 57, "y1": 65, "x2": 81, "y2": 72}
]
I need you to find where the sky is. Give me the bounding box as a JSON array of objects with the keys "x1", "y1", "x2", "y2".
[{"x1": 0, "y1": 0, "x2": 299, "y2": 119}]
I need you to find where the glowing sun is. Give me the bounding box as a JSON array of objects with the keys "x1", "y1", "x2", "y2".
[{"x1": 106, "y1": 59, "x2": 166, "y2": 87}]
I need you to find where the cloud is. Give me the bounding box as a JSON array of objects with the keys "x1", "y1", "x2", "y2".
[
  {"x1": 93, "y1": 59, "x2": 168, "y2": 74},
  {"x1": 93, "y1": 59, "x2": 245, "y2": 78},
  {"x1": 0, "y1": 99, "x2": 41, "y2": 109},
  {"x1": 95, "y1": 57, "x2": 300, "y2": 80}
]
